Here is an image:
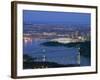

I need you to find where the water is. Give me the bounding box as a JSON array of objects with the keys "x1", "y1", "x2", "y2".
[{"x1": 23, "y1": 39, "x2": 90, "y2": 66}]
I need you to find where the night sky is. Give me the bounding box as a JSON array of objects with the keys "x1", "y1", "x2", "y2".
[{"x1": 23, "y1": 10, "x2": 91, "y2": 25}]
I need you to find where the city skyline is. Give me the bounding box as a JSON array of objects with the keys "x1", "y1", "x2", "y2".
[{"x1": 23, "y1": 10, "x2": 91, "y2": 69}]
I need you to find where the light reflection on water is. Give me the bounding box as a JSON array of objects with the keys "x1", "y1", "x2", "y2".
[{"x1": 23, "y1": 39, "x2": 90, "y2": 66}]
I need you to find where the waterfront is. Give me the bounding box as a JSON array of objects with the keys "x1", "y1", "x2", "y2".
[
  {"x1": 23, "y1": 38, "x2": 90, "y2": 69},
  {"x1": 23, "y1": 10, "x2": 91, "y2": 69}
]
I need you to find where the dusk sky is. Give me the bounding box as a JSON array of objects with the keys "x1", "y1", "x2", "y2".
[{"x1": 23, "y1": 10, "x2": 91, "y2": 25}]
